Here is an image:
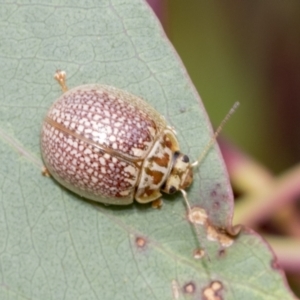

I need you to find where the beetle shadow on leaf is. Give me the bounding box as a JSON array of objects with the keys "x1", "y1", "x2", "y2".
[{"x1": 51, "y1": 177, "x2": 180, "y2": 214}]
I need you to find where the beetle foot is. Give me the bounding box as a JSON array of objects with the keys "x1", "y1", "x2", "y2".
[
  {"x1": 54, "y1": 70, "x2": 68, "y2": 93},
  {"x1": 151, "y1": 199, "x2": 163, "y2": 209},
  {"x1": 41, "y1": 167, "x2": 51, "y2": 177}
]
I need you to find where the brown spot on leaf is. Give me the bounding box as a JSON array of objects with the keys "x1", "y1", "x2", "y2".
[
  {"x1": 193, "y1": 248, "x2": 205, "y2": 260},
  {"x1": 187, "y1": 206, "x2": 235, "y2": 249},
  {"x1": 210, "y1": 186, "x2": 229, "y2": 203},
  {"x1": 210, "y1": 190, "x2": 217, "y2": 197},
  {"x1": 188, "y1": 206, "x2": 208, "y2": 225},
  {"x1": 187, "y1": 207, "x2": 208, "y2": 225},
  {"x1": 227, "y1": 224, "x2": 242, "y2": 236},
  {"x1": 207, "y1": 225, "x2": 234, "y2": 247},
  {"x1": 213, "y1": 201, "x2": 220, "y2": 210},
  {"x1": 218, "y1": 249, "x2": 226, "y2": 258},
  {"x1": 271, "y1": 258, "x2": 281, "y2": 270},
  {"x1": 135, "y1": 236, "x2": 146, "y2": 248},
  {"x1": 202, "y1": 281, "x2": 223, "y2": 300},
  {"x1": 183, "y1": 282, "x2": 196, "y2": 294}
]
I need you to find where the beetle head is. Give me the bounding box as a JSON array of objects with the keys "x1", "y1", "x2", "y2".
[{"x1": 161, "y1": 152, "x2": 193, "y2": 195}]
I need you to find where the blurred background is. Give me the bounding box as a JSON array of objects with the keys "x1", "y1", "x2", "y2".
[
  {"x1": 147, "y1": 0, "x2": 300, "y2": 297},
  {"x1": 149, "y1": 0, "x2": 300, "y2": 173}
]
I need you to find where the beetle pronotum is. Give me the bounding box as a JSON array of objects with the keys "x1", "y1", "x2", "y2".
[{"x1": 41, "y1": 71, "x2": 238, "y2": 211}]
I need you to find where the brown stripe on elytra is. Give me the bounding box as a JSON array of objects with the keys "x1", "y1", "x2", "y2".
[
  {"x1": 145, "y1": 167, "x2": 165, "y2": 185},
  {"x1": 152, "y1": 152, "x2": 170, "y2": 168}
]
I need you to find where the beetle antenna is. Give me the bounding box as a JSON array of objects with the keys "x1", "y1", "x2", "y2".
[
  {"x1": 180, "y1": 189, "x2": 200, "y2": 239},
  {"x1": 180, "y1": 189, "x2": 211, "y2": 260},
  {"x1": 180, "y1": 189, "x2": 192, "y2": 213},
  {"x1": 191, "y1": 102, "x2": 239, "y2": 168}
]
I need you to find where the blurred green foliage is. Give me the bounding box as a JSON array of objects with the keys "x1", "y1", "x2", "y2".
[{"x1": 167, "y1": 1, "x2": 300, "y2": 173}]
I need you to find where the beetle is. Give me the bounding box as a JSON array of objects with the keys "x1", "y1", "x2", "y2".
[{"x1": 41, "y1": 70, "x2": 237, "y2": 206}]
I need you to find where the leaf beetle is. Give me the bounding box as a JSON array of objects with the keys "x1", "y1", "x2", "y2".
[{"x1": 41, "y1": 71, "x2": 237, "y2": 207}]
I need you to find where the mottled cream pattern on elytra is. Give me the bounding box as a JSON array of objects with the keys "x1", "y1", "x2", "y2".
[{"x1": 41, "y1": 71, "x2": 193, "y2": 205}]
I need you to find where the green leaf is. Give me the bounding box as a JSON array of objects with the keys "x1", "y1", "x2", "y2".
[{"x1": 0, "y1": 1, "x2": 294, "y2": 299}]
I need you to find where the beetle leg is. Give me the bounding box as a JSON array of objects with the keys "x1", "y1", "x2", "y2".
[
  {"x1": 54, "y1": 70, "x2": 68, "y2": 93},
  {"x1": 151, "y1": 198, "x2": 163, "y2": 209},
  {"x1": 41, "y1": 167, "x2": 51, "y2": 177}
]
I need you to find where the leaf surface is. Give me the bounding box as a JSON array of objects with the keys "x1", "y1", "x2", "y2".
[{"x1": 0, "y1": 1, "x2": 294, "y2": 299}]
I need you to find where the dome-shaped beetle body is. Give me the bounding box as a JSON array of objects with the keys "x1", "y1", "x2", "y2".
[{"x1": 41, "y1": 74, "x2": 193, "y2": 205}]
